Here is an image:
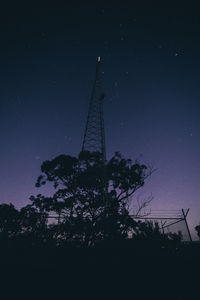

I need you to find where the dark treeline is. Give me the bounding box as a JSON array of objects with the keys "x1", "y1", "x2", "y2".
[{"x1": 0, "y1": 151, "x2": 199, "y2": 269}]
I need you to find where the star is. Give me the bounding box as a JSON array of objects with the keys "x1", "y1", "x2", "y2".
[
  {"x1": 65, "y1": 136, "x2": 72, "y2": 142},
  {"x1": 174, "y1": 49, "x2": 184, "y2": 57}
]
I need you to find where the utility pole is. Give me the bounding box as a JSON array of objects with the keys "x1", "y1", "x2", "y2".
[{"x1": 182, "y1": 209, "x2": 192, "y2": 242}]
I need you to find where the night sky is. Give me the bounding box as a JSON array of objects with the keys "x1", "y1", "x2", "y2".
[{"x1": 0, "y1": 1, "x2": 199, "y2": 238}]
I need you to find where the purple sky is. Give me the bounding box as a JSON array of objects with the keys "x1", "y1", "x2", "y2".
[{"x1": 0, "y1": 1, "x2": 199, "y2": 239}]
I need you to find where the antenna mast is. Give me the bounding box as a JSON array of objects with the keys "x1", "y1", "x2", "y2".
[{"x1": 82, "y1": 56, "x2": 106, "y2": 162}]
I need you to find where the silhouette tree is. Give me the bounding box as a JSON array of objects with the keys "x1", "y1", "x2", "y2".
[
  {"x1": 0, "y1": 204, "x2": 21, "y2": 239},
  {"x1": 195, "y1": 224, "x2": 200, "y2": 239},
  {"x1": 30, "y1": 151, "x2": 153, "y2": 247},
  {"x1": 0, "y1": 203, "x2": 50, "y2": 248},
  {"x1": 19, "y1": 205, "x2": 49, "y2": 247}
]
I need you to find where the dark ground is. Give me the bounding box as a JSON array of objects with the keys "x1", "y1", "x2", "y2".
[{"x1": 0, "y1": 243, "x2": 199, "y2": 298}]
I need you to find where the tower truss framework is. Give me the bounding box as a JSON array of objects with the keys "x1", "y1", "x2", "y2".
[{"x1": 82, "y1": 56, "x2": 106, "y2": 162}]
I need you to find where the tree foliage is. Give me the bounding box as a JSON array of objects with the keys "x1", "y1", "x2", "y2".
[
  {"x1": 0, "y1": 204, "x2": 21, "y2": 238},
  {"x1": 30, "y1": 151, "x2": 152, "y2": 246},
  {"x1": 195, "y1": 224, "x2": 200, "y2": 240},
  {"x1": 0, "y1": 151, "x2": 184, "y2": 255}
]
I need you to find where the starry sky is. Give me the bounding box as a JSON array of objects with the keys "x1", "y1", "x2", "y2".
[{"x1": 0, "y1": 1, "x2": 200, "y2": 239}]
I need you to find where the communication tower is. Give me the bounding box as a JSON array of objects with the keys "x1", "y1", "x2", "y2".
[{"x1": 82, "y1": 56, "x2": 106, "y2": 162}]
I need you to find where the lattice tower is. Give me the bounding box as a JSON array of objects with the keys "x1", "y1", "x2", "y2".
[{"x1": 82, "y1": 57, "x2": 106, "y2": 162}]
